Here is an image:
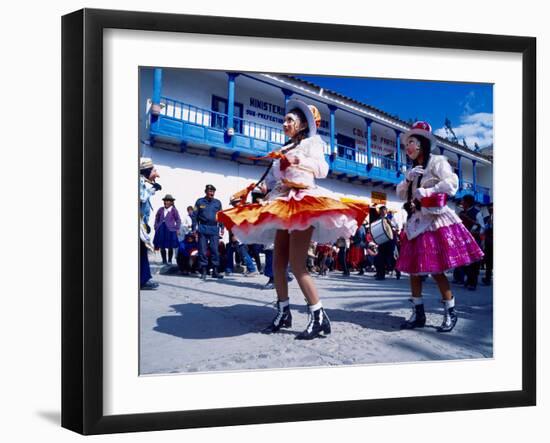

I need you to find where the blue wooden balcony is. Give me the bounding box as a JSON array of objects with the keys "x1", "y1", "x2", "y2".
[
  {"x1": 149, "y1": 97, "x2": 283, "y2": 158},
  {"x1": 455, "y1": 181, "x2": 491, "y2": 204},
  {"x1": 147, "y1": 96, "x2": 491, "y2": 204},
  {"x1": 330, "y1": 145, "x2": 405, "y2": 186}
]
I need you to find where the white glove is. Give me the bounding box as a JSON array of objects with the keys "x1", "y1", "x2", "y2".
[
  {"x1": 406, "y1": 166, "x2": 424, "y2": 181},
  {"x1": 414, "y1": 187, "x2": 433, "y2": 200}
]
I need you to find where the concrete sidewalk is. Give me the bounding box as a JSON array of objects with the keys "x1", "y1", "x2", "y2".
[{"x1": 140, "y1": 260, "x2": 493, "y2": 375}]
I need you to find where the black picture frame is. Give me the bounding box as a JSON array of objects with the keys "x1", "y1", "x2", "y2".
[{"x1": 61, "y1": 8, "x2": 536, "y2": 435}]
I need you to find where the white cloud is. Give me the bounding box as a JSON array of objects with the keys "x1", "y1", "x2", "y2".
[
  {"x1": 461, "y1": 91, "x2": 476, "y2": 115},
  {"x1": 434, "y1": 112, "x2": 493, "y2": 150}
]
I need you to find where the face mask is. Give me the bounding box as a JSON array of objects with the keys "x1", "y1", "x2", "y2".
[
  {"x1": 406, "y1": 137, "x2": 421, "y2": 160},
  {"x1": 284, "y1": 113, "x2": 306, "y2": 135}
]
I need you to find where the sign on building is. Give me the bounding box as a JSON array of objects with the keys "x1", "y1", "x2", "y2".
[{"x1": 371, "y1": 191, "x2": 387, "y2": 206}]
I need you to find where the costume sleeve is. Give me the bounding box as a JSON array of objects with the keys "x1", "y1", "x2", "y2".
[
  {"x1": 396, "y1": 178, "x2": 410, "y2": 201},
  {"x1": 297, "y1": 137, "x2": 329, "y2": 178},
  {"x1": 427, "y1": 157, "x2": 459, "y2": 196},
  {"x1": 139, "y1": 178, "x2": 156, "y2": 203}
]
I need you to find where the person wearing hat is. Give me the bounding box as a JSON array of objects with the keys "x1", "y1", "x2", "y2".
[
  {"x1": 139, "y1": 157, "x2": 162, "y2": 225},
  {"x1": 218, "y1": 99, "x2": 370, "y2": 339},
  {"x1": 139, "y1": 157, "x2": 162, "y2": 290},
  {"x1": 395, "y1": 121, "x2": 484, "y2": 332},
  {"x1": 193, "y1": 184, "x2": 224, "y2": 279},
  {"x1": 153, "y1": 194, "x2": 182, "y2": 265}
]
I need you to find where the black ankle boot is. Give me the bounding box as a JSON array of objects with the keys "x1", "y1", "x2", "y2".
[
  {"x1": 437, "y1": 306, "x2": 458, "y2": 333},
  {"x1": 400, "y1": 301, "x2": 426, "y2": 329},
  {"x1": 262, "y1": 301, "x2": 292, "y2": 334},
  {"x1": 296, "y1": 306, "x2": 331, "y2": 340},
  {"x1": 212, "y1": 269, "x2": 224, "y2": 279}
]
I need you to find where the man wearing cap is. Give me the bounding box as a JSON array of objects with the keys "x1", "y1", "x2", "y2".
[
  {"x1": 139, "y1": 157, "x2": 162, "y2": 290},
  {"x1": 193, "y1": 184, "x2": 224, "y2": 279}
]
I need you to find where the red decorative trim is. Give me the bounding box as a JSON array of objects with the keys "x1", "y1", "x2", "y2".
[{"x1": 420, "y1": 193, "x2": 448, "y2": 208}]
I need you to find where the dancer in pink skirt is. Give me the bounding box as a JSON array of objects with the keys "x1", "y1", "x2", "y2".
[{"x1": 396, "y1": 121, "x2": 484, "y2": 332}]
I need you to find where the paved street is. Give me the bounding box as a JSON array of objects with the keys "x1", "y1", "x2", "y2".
[{"x1": 140, "y1": 259, "x2": 493, "y2": 375}]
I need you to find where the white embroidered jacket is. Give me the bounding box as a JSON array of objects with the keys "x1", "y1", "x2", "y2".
[
  {"x1": 396, "y1": 154, "x2": 460, "y2": 239},
  {"x1": 396, "y1": 154, "x2": 459, "y2": 207},
  {"x1": 265, "y1": 135, "x2": 329, "y2": 198}
]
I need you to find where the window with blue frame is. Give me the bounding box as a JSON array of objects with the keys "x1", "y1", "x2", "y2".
[
  {"x1": 337, "y1": 133, "x2": 356, "y2": 160},
  {"x1": 211, "y1": 95, "x2": 243, "y2": 132}
]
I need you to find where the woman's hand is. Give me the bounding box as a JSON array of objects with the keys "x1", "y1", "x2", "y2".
[{"x1": 406, "y1": 165, "x2": 424, "y2": 181}]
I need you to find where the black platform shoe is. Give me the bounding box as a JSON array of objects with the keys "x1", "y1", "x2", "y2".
[
  {"x1": 262, "y1": 301, "x2": 292, "y2": 334},
  {"x1": 211, "y1": 269, "x2": 224, "y2": 279},
  {"x1": 296, "y1": 306, "x2": 331, "y2": 340},
  {"x1": 437, "y1": 306, "x2": 458, "y2": 333},
  {"x1": 400, "y1": 301, "x2": 426, "y2": 329}
]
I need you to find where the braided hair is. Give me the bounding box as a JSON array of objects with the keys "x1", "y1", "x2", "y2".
[{"x1": 406, "y1": 135, "x2": 432, "y2": 211}]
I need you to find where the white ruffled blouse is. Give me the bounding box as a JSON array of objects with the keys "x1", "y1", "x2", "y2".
[{"x1": 264, "y1": 135, "x2": 330, "y2": 200}]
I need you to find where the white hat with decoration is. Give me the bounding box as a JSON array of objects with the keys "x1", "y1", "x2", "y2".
[{"x1": 401, "y1": 121, "x2": 437, "y2": 151}]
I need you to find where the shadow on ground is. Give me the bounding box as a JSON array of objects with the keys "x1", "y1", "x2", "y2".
[{"x1": 153, "y1": 302, "x2": 408, "y2": 340}]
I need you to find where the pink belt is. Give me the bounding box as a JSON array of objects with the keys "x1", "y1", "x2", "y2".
[{"x1": 420, "y1": 193, "x2": 448, "y2": 208}]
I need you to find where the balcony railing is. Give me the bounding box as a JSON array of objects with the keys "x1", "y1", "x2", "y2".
[
  {"x1": 159, "y1": 97, "x2": 227, "y2": 128},
  {"x1": 157, "y1": 96, "x2": 286, "y2": 145},
  {"x1": 371, "y1": 152, "x2": 408, "y2": 173},
  {"x1": 233, "y1": 116, "x2": 285, "y2": 144}
]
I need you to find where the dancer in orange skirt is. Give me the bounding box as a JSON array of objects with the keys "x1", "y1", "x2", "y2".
[{"x1": 218, "y1": 100, "x2": 369, "y2": 339}]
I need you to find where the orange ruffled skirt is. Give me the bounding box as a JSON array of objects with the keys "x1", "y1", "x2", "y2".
[{"x1": 217, "y1": 192, "x2": 370, "y2": 246}]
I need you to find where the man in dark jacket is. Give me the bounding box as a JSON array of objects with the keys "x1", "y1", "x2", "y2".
[{"x1": 193, "y1": 184, "x2": 224, "y2": 279}]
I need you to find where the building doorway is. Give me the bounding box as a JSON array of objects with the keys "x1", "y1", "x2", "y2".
[{"x1": 337, "y1": 133, "x2": 356, "y2": 160}]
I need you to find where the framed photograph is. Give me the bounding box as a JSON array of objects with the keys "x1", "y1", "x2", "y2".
[{"x1": 62, "y1": 8, "x2": 536, "y2": 435}]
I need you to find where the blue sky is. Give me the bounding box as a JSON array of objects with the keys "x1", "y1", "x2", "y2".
[{"x1": 296, "y1": 75, "x2": 494, "y2": 150}]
